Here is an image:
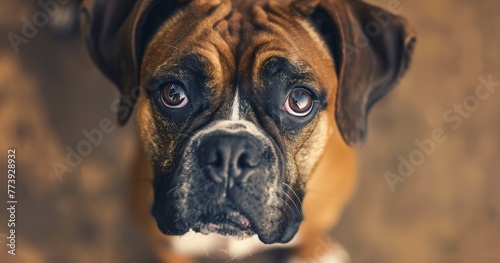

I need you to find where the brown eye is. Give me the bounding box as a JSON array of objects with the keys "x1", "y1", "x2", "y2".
[
  {"x1": 284, "y1": 88, "x2": 314, "y2": 116},
  {"x1": 161, "y1": 82, "x2": 188, "y2": 108}
]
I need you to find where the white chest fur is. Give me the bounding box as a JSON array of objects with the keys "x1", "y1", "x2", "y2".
[
  {"x1": 171, "y1": 230, "x2": 301, "y2": 260},
  {"x1": 170, "y1": 231, "x2": 350, "y2": 263}
]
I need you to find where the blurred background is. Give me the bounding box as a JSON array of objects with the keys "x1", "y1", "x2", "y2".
[{"x1": 0, "y1": 0, "x2": 499, "y2": 262}]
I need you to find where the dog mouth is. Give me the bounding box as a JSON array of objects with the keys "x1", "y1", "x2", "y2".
[
  {"x1": 154, "y1": 196, "x2": 303, "y2": 244},
  {"x1": 191, "y1": 208, "x2": 255, "y2": 239}
]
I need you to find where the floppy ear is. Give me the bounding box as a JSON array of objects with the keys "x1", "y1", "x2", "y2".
[
  {"x1": 292, "y1": 0, "x2": 416, "y2": 146},
  {"x1": 80, "y1": 0, "x2": 190, "y2": 125}
]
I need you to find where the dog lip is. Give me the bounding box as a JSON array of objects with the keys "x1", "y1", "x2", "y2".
[
  {"x1": 278, "y1": 218, "x2": 302, "y2": 243},
  {"x1": 155, "y1": 219, "x2": 190, "y2": 236},
  {"x1": 201, "y1": 209, "x2": 254, "y2": 232}
]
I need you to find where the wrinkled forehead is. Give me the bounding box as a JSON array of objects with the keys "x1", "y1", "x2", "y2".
[{"x1": 142, "y1": 0, "x2": 335, "y2": 92}]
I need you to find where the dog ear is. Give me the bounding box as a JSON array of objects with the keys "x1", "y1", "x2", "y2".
[
  {"x1": 292, "y1": 0, "x2": 416, "y2": 146},
  {"x1": 81, "y1": 0, "x2": 190, "y2": 125}
]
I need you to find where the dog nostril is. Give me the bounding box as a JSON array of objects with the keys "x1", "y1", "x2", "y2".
[
  {"x1": 199, "y1": 135, "x2": 262, "y2": 185},
  {"x1": 204, "y1": 150, "x2": 223, "y2": 167},
  {"x1": 200, "y1": 139, "x2": 225, "y2": 167},
  {"x1": 237, "y1": 152, "x2": 260, "y2": 168}
]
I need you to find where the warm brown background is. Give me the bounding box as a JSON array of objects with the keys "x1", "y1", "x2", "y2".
[{"x1": 0, "y1": 0, "x2": 499, "y2": 263}]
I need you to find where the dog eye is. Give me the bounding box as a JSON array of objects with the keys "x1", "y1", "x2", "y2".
[
  {"x1": 284, "y1": 88, "x2": 314, "y2": 116},
  {"x1": 160, "y1": 82, "x2": 189, "y2": 108}
]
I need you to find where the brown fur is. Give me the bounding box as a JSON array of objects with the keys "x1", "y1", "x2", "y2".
[{"x1": 128, "y1": 1, "x2": 357, "y2": 261}]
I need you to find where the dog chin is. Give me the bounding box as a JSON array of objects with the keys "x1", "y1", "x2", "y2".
[{"x1": 192, "y1": 211, "x2": 256, "y2": 239}]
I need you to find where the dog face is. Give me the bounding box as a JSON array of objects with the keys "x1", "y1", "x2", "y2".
[
  {"x1": 136, "y1": 1, "x2": 337, "y2": 243},
  {"x1": 82, "y1": 0, "x2": 415, "y2": 244}
]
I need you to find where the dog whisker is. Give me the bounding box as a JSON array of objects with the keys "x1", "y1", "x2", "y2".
[
  {"x1": 283, "y1": 183, "x2": 303, "y2": 207},
  {"x1": 276, "y1": 197, "x2": 293, "y2": 218},
  {"x1": 165, "y1": 186, "x2": 180, "y2": 197},
  {"x1": 161, "y1": 43, "x2": 181, "y2": 50},
  {"x1": 225, "y1": 253, "x2": 240, "y2": 263},
  {"x1": 203, "y1": 248, "x2": 217, "y2": 260},
  {"x1": 282, "y1": 191, "x2": 301, "y2": 217}
]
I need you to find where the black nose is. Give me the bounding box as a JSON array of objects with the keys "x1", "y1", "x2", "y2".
[{"x1": 199, "y1": 134, "x2": 261, "y2": 187}]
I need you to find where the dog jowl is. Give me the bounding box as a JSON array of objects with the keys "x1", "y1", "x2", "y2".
[{"x1": 82, "y1": 0, "x2": 416, "y2": 245}]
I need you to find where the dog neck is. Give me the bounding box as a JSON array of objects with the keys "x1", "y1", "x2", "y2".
[{"x1": 171, "y1": 230, "x2": 302, "y2": 260}]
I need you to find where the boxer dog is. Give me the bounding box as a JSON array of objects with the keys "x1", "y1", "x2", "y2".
[{"x1": 81, "y1": 0, "x2": 415, "y2": 262}]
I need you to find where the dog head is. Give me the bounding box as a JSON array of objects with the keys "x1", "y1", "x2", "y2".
[{"x1": 82, "y1": 0, "x2": 415, "y2": 244}]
